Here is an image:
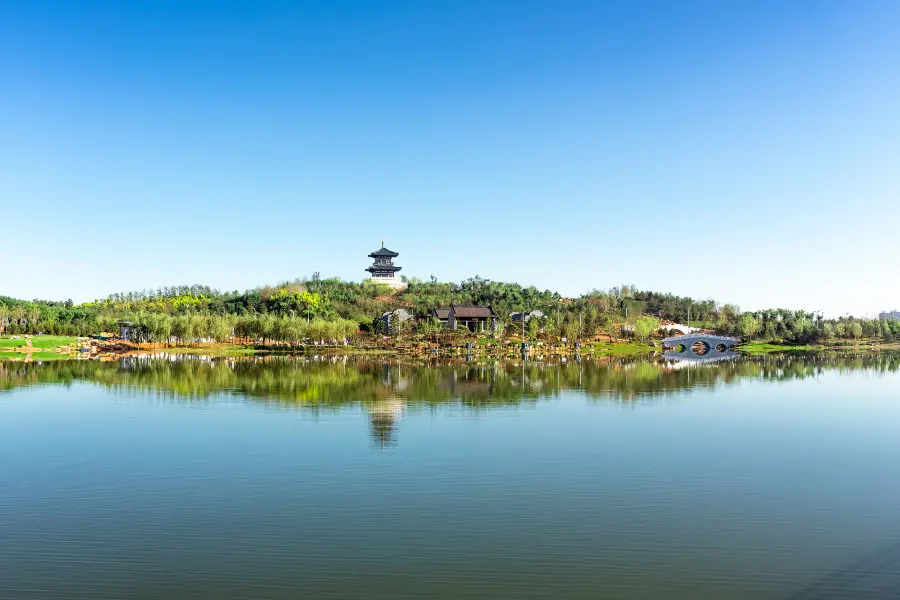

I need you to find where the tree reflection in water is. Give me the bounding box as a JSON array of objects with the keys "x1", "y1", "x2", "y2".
[{"x1": 2, "y1": 352, "x2": 899, "y2": 444}]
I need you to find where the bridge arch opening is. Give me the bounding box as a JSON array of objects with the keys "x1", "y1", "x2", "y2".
[
  {"x1": 675, "y1": 344, "x2": 686, "y2": 353},
  {"x1": 715, "y1": 343, "x2": 727, "y2": 353},
  {"x1": 691, "y1": 341, "x2": 710, "y2": 356}
]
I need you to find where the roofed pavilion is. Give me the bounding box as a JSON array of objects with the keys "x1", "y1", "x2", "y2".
[{"x1": 366, "y1": 242, "x2": 406, "y2": 290}]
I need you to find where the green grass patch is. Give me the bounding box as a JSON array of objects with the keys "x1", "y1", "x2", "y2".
[
  {"x1": 0, "y1": 351, "x2": 71, "y2": 361},
  {"x1": 0, "y1": 335, "x2": 80, "y2": 349},
  {"x1": 33, "y1": 351, "x2": 71, "y2": 360},
  {"x1": 737, "y1": 342, "x2": 814, "y2": 354},
  {"x1": 819, "y1": 339, "x2": 900, "y2": 351},
  {"x1": 872, "y1": 342, "x2": 900, "y2": 351}
]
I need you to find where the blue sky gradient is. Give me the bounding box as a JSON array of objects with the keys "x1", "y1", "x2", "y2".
[{"x1": 3, "y1": 1, "x2": 899, "y2": 315}]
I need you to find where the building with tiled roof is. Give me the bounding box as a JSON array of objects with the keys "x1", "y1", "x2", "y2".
[{"x1": 448, "y1": 304, "x2": 498, "y2": 333}]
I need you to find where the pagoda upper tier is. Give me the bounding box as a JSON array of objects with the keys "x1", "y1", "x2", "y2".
[
  {"x1": 366, "y1": 243, "x2": 401, "y2": 275},
  {"x1": 368, "y1": 247, "x2": 399, "y2": 259}
]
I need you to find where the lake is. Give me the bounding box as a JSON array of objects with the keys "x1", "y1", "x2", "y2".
[{"x1": 2, "y1": 353, "x2": 900, "y2": 599}]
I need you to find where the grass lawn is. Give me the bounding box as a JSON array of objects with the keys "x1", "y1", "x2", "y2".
[
  {"x1": 0, "y1": 351, "x2": 71, "y2": 361},
  {"x1": 0, "y1": 335, "x2": 80, "y2": 349},
  {"x1": 820, "y1": 339, "x2": 900, "y2": 352},
  {"x1": 735, "y1": 340, "x2": 900, "y2": 354},
  {"x1": 737, "y1": 341, "x2": 820, "y2": 354}
]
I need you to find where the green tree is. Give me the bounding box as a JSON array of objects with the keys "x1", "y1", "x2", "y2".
[
  {"x1": 171, "y1": 314, "x2": 191, "y2": 344},
  {"x1": 373, "y1": 316, "x2": 386, "y2": 336},
  {"x1": 633, "y1": 316, "x2": 660, "y2": 342},
  {"x1": 267, "y1": 289, "x2": 322, "y2": 321},
  {"x1": 527, "y1": 316, "x2": 540, "y2": 340},
  {"x1": 206, "y1": 314, "x2": 233, "y2": 342},
  {"x1": 389, "y1": 312, "x2": 400, "y2": 336},
  {"x1": 26, "y1": 307, "x2": 41, "y2": 333},
  {"x1": 146, "y1": 312, "x2": 172, "y2": 343},
  {"x1": 563, "y1": 319, "x2": 580, "y2": 341},
  {"x1": 739, "y1": 314, "x2": 760, "y2": 343}
]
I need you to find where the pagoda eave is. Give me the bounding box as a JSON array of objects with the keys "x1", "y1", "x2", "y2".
[
  {"x1": 366, "y1": 266, "x2": 402, "y2": 273},
  {"x1": 368, "y1": 249, "x2": 399, "y2": 258}
]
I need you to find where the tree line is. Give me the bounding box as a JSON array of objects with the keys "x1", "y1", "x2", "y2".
[
  {"x1": 724, "y1": 309, "x2": 900, "y2": 344},
  {"x1": 2, "y1": 278, "x2": 899, "y2": 345},
  {"x1": 110, "y1": 313, "x2": 359, "y2": 346}
]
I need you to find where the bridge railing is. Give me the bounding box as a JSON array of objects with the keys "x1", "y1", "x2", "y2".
[{"x1": 661, "y1": 333, "x2": 741, "y2": 344}]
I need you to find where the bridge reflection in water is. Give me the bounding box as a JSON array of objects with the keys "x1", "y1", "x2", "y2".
[{"x1": 662, "y1": 349, "x2": 740, "y2": 365}]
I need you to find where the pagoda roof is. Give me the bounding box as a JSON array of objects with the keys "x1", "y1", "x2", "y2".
[
  {"x1": 366, "y1": 264, "x2": 402, "y2": 272},
  {"x1": 369, "y1": 247, "x2": 399, "y2": 258}
]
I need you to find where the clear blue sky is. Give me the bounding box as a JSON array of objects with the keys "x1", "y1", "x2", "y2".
[{"x1": 3, "y1": 0, "x2": 899, "y2": 316}]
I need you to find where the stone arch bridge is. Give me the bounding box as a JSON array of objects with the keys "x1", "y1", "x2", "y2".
[{"x1": 662, "y1": 333, "x2": 741, "y2": 357}]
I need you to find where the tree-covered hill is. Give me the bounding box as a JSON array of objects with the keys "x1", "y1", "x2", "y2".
[{"x1": 1, "y1": 276, "x2": 898, "y2": 346}]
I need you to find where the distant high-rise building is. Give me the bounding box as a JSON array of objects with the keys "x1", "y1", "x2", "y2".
[{"x1": 879, "y1": 310, "x2": 900, "y2": 320}]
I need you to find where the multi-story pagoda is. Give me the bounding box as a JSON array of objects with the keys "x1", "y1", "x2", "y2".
[{"x1": 366, "y1": 242, "x2": 406, "y2": 289}]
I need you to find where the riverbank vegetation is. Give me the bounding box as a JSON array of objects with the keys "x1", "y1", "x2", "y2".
[
  {"x1": 736, "y1": 342, "x2": 816, "y2": 354},
  {"x1": 2, "y1": 277, "x2": 898, "y2": 350}
]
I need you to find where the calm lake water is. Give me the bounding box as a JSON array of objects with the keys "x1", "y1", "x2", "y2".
[{"x1": 2, "y1": 354, "x2": 900, "y2": 600}]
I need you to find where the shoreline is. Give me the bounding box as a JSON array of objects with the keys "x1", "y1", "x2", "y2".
[
  {"x1": 2, "y1": 334, "x2": 899, "y2": 362},
  {"x1": 736, "y1": 340, "x2": 900, "y2": 354}
]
